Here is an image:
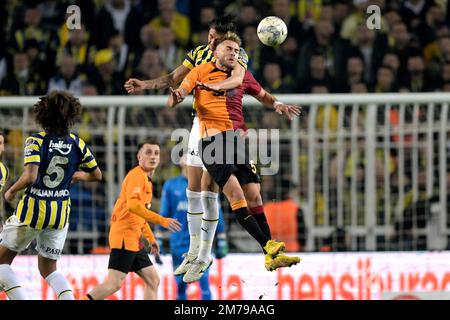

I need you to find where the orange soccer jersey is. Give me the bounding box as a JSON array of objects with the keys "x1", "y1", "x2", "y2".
[
  {"x1": 180, "y1": 62, "x2": 262, "y2": 137},
  {"x1": 109, "y1": 166, "x2": 167, "y2": 251},
  {"x1": 180, "y1": 61, "x2": 235, "y2": 137}
]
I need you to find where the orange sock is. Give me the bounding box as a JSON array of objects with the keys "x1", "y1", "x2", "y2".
[{"x1": 230, "y1": 199, "x2": 247, "y2": 211}]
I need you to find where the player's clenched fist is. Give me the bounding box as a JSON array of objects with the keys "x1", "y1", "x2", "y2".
[
  {"x1": 124, "y1": 78, "x2": 147, "y2": 94},
  {"x1": 167, "y1": 87, "x2": 186, "y2": 108}
]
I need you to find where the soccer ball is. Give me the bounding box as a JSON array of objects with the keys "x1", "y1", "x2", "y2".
[{"x1": 257, "y1": 16, "x2": 288, "y2": 47}]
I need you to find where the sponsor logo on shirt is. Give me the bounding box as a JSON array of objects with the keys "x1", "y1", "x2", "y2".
[{"x1": 49, "y1": 140, "x2": 72, "y2": 155}]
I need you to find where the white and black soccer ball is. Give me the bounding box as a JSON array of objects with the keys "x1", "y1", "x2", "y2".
[{"x1": 257, "y1": 16, "x2": 288, "y2": 47}]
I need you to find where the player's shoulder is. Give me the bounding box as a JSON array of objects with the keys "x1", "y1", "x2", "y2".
[
  {"x1": 68, "y1": 132, "x2": 80, "y2": 141},
  {"x1": 68, "y1": 133, "x2": 80, "y2": 144},
  {"x1": 191, "y1": 60, "x2": 215, "y2": 74},
  {"x1": 0, "y1": 161, "x2": 7, "y2": 174},
  {"x1": 127, "y1": 166, "x2": 143, "y2": 176},
  {"x1": 191, "y1": 44, "x2": 208, "y2": 54},
  {"x1": 68, "y1": 133, "x2": 89, "y2": 152},
  {"x1": 125, "y1": 166, "x2": 147, "y2": 183},
  {"x1": 244, "y1": 69, "x2": 254, "y2": 79},
  {"x1": 244, "y1": 70, "x2": 260, "y2": 84},
  {"x1": 3, "y1": 162, "x2": 8, "y2": 179},
  {"x1": 0, "y1": 161, "x2": 7, "y2": 191},
  {"x1": 26, "y1": 131, "x2": 47, "y2": 144},
  {"x1": 69, "y1": 132, "x2": 88, "y2": 144},
  {"x1": 187, "y1": 44, "x2": 208, "y2": 59}
]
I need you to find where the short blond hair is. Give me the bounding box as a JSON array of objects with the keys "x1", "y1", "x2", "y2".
[{"x1": 213, "y1": 31, "x2": 242, "y2": 50}]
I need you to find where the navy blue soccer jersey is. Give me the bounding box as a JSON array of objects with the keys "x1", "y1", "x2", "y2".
[{"x1": 15, "y1": 131, "x2": 98, "y2": 230}]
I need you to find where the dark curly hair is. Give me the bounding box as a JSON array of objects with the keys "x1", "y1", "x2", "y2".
[
  {"x1": 208, "y1": 15, "x2": 237, "y2": 34},
  {"x1": 32, "y1": 91, "x2": 82, "y2": 136}
]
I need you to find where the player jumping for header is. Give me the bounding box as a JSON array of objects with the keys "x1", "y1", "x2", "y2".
[{"x1": 168, "y1": 33, "x2": 301, "y2": 282}]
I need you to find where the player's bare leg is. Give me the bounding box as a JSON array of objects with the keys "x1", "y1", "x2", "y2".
[
  {"x1": 174, "y1": 165, "x2": 203, "y2": 275},
  {"x1": 201, "y1": 169, "x2": 219, "y2": 193},
  {"x1": 0, "y1": 245, "x2": 17, "y2": 265},
  {"x1": 86, "y1": 269, "x2": 127, "y2": 300},
  {"x1": 136, "y1": 266, "x2": 160, "y2": 300}
]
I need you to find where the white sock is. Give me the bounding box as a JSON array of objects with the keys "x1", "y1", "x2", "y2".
[
  {"x1": 186, "y1": 189, "x2": 203, "y2": 257},
  {"x1": 45, "y1": 271, "x2": 74, "y2": 300},
  {"x1": 0, "y1": 264, "x2": 27, "y2": 300},
  {"x1": 197, "y1": 191, "x2": 219, "y2": 263}
]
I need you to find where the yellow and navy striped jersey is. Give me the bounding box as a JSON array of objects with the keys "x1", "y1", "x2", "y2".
[
  {"x1": 0, "y1": 161, "x2": 8, "y2": 192},
  {"x1": 182, "y1": 44, "x2": 249, "y2": 71},
  {"x1": 15, "y1": 131, "x2": 98, "y2": 230}
]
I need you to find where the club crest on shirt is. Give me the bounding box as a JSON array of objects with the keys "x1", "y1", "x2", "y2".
[
  {"x1": 24, "y1": 138, "x2": 39, "y2": 156},
  {"x1": 25, "y1": 138, "x2": 35, "y2": 147}
]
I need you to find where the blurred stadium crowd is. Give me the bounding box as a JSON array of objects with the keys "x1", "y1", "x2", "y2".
[
  {"x1": 0, "y1": 0, "x2": 450, "y2": 97},
  {"x1": 1, "y1": 0, "x2": 450, "y2": 254}
]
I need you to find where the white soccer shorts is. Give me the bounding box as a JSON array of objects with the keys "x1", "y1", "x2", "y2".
[
  {"x1": 0, "y1": 215, "x2": 68, "y2": 260},
  {"x1": 187, "y1": 117, "x2": 205, "y2": 169}
]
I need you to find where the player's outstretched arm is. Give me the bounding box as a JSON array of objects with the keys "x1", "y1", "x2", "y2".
[
  {"x1": 254, "y1": 88, "x2": 301, "y2": 120},
  {"x1": 124, "y1": 64, "x2": 190, "y2": 94},
  {"x1": 197, "y1": 63, "x2": 245, "y2": 92},
  {"x1": 167, "y1": 66, "x2": 199, "y2": 107},
  {"x1": 72, "y1": 168, "x2": 102, "y2": 183},
  {"x1": 4, "y1": 164, "x2": 38, "y2": 201},
  {"x1": 164, "y1": 218, "x2": 182, "y2": 232},
  {"x1": 127, "y1": 197, "x2": 182, "y2": 232}
]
